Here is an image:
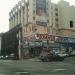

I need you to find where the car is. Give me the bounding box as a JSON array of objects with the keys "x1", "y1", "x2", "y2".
[
  {"x1": 9, "y1": 53, "x2": 17, "y2": 60},
  {"x1": 40, "y1": 50, "x2": 64, "y2": 62},
  {"x1": 69, "y1": 51, "x2": 75, "y2": 56},
  {"x1": 53, "y1": 49, "x2": 60, "y2": 54},
  {"x1": 58, "y1": 53, "x2": 69, "y2": 57},
  {"x1": 0, "y1": 56, "x2": 4, "y2": 59},
  {"x1": 5, "y1": 55, "x2": 9, "y2": 59}
]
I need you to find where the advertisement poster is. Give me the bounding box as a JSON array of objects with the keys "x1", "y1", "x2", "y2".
[{"x1": 36, "y1": 0, "x2": 48, "y2": 26}]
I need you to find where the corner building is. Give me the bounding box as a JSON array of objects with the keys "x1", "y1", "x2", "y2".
[
  {"x1": 9, "y1": 0, "x2": 75, "y2": 58},
  {"x1": 9, "y1": 0, "x2": 75, "y2": 38}
]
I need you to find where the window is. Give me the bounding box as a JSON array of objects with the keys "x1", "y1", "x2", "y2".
[
  {"x1": 24, "y1": 29, "x2": 25, "y2": 33},
  {"x1": 29, "y1": 27, "x2": 31, "y2": 32},
  {"x1": 27, "y1": 14, "x2": 29, "y2": 17},
  {"x1": 55, "y1": 18, "x2": 58, "y2": 21},
  {"x1": 32, "y1": 25, "x2": 37, "y2": 32},
  {"x1": 33, "y1": 16, "x2": 35, "y2": 20},
  {"x1": 70, "y1": 20, "x2": 73, "y2": 28},
  {"x1": 51, "y1": 6, "x2": 53, "y2": 9},
  {"x1": 56, "y1": 23, "x2": 58, "y2": 27},
  {"x1": 55, "y1": 13, "x2": 58, "y2": 16},
  {"x1": 27, "y1": 8, "x2": 29, "y2": 12},
  {"x1": 47, "y1": 20, "x2": 49, "y2": 23},
  {"x1": 55, "y1": 8, "x2": 58, "y2": 11},
  {"x1": 52, "y1": 22, "x2": 53, "y2": 25},
  {"x1": 26, "y1": 27, "x2": 27, "y2": 32},
  {"x1": 33, "y1": 10, "x2": 35, "y2": 14}
]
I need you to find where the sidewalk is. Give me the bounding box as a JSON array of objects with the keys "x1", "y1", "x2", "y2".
[{"x1": 27, "y1": 57, "x2": 41, "y2": 62}]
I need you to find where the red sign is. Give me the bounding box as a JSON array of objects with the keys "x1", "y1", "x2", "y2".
[
  {"x1": 36, "y1": 34, "x2": 65, "y2": 42},
  {"x1": 24, "y1": 34, "x2": 66, "y2": 43}
]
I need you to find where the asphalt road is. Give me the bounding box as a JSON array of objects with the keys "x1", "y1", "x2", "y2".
[{"x1": 0, "y1": 57, "x2": 75, "y2": 75}]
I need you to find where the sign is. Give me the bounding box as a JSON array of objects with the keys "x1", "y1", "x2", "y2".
[
  {"x1": 62, "y1": 37, "x2": 75, "y2": 43},
  {"x1": 36, "y1": 34, "x2": 66, "y2": 42},
  {"x1": 28, "y1": 41, "x2": 42, "y2": 47},
  {"x1": 24, "y1": 34, "x2": 68, "y2": 43},
  {"x1": 36, "y1": 0, "x2": 48, "y2": 26},
  {"x1": 68, "y1": 38, "x2": 75, "y2": 43}
]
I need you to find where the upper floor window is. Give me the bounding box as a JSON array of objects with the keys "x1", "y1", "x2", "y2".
[
  {"x1": 55, "y1": 13, "x2": 58, "y2": 16},
  {"x1": 70, "y1": 20, "x2": 73, "y2": 28},
  {"x1": 33, "y1": 10, "x2": 35, "y2": 14},
  {"x1": 55, "y1": 8, "x2": 58, "y2": 11},
  {"x1": 47, "y1": 20, "x2": 49, "y2": 23},
  {"x1": 33, "y1": 16, "x2": 35, "y2": 20},
  {"x1": 55, "y1": 18, "x2": 58, "y2": 21},
  {"x1": 56, "y1": 23, "x2": 58, "y2": 27}
]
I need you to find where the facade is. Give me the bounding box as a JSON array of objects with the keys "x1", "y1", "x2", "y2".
[
  {"x1": 0, "y1": 34, "x2": 2, "y2": 54},
  {"x1": 9, "y1": 0, "x2": 75, "y2": 58},
  {"x1": 58, "y1": 0, "x2": 75, "y2": 37},
  {"x1": 9, "y1": 0, "x2": 27, "y2": 29},
  {"x1": 9, "y1": 0, "x2": 75, "y2": 38},
  {"x1": 1, "y1": 24, "x2": 22, "y2": 59},
  {"x1": 9, "y1": 0, "x2": 51, "y2": 36},
  {"x1": 50, "y1": 3, "x2": 59, "y2": 35}
]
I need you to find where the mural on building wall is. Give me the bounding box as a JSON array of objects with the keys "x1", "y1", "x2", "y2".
[{"x1": 36, "y1": 0, "x2": 48, "y2": 26}]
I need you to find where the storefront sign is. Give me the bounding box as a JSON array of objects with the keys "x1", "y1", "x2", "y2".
[
  {"x1": 68, "y1": 38, "x2": 75, "y2": 43},
  {"x1": 36, "y1": 34, "x2": 66, "y2": 42},
  {"x1": 28, "y1": 41, "x2": 42, "y2": 47},
  {"x1": 24, "y1": 34, "x2": 68, "y2": 43},
  {"x1": 62, "y1": 37, "x2": 75, "y2": 43}
]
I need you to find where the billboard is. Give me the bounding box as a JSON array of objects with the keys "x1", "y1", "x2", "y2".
[{"x1": 36, "y1": 0, "x2": 48, "y2": 26}]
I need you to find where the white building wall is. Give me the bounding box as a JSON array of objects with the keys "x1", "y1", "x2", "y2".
[
  {"x1": 9, "y1": 0, "x2": 75, "y2": 37},
  {"x1": 51, "y1": 3, "x2": 59, "y2": 35},
  {"x1": 58, "y1": 0, "x2": 75, "y2": 30}
]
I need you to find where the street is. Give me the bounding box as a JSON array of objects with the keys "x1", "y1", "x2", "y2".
[{"x1": 0, "y1": 57, "x2": 75, "y2": 75}]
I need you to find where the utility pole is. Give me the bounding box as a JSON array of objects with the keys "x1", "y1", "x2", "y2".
[
  {"x1": 18, "y1": 30, "x2": 22, "y2": 59},
  {"x1": 17, "y1": 26, "x2": 22, "y2": 60}
]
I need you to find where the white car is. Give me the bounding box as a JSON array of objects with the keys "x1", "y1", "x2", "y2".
[
  {"x1": 58, "y1": 53, "x2": 69, "y2": 57},
  {"x1": 5, "y1": 55, "x2": 9, "y2": 59},
  {"x1": 0, "y1": 56, "x2": 3, "y2": 59},
  {"x1": 70, "y1": 51, "x2": 75, "y2": 56}
]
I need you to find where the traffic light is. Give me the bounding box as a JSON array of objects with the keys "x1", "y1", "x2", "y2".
[{"x1": 70, "y1": 20, "x2": 73, "y2": 28}]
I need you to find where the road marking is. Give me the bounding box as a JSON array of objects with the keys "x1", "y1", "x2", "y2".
[
  {"x1": 16, "y1": 72, "x2": 29, "y2": 74},
  {"x1": 53, "y1": 68, "x2": 67, "y2": 72},
  {"x1": 0, "y1": 73, "x2": 5, "y2": 75}
]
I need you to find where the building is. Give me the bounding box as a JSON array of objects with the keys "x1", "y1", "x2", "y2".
[
  {"x1": 1, "y1": 24, "x2": 22, "y2": 59},
  {"x1": 9, "y1": 0, "x2": 28, "y2": 30},
  {"x1": 9, "y1": 0, "x2": 75, "y2": 58},
  {"x1": 50, "y1": 3, "x2": 59, "y2": 35},
  {"x1": 9, "y1": 0, "x2": 52, "y2": 36},
  {"x1": 9, "y1": 0, "x2": 75, "y2": 38},
  {"x1": 0, "y1": 33, "x2": 3, "y2": 54},
  {"x1": 58, "y1": 0, "x2": 75, "y2": 37}
]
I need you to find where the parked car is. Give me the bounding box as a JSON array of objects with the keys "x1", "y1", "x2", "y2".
[
  {"x1": 0, "y1": 56, "x2": 4, "y2": 59},
  {"x1": 58, "y1": 53, "x2": 69, "y2": 57},
  {"x1": 69, "y1": 51, "x2": 75, "y2": 56},
  {"x1": 4, "y1": 55, "x2": 9, "y2": 59}
]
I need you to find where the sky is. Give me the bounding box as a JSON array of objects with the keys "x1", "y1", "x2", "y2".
[{"x1": 0, "y1": 0, "x2": 75, "y2": 33}]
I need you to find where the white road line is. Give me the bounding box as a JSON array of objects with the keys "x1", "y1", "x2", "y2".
[
  {"x1": 0, "y1": 74, "x2": 5, "y2": 75},
  {"x1": 53, "y1": 68, "x2": 67, "y2": 72},
  {"x1": 16, "y1": 72, "x2": 29, "y2": 74}
]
